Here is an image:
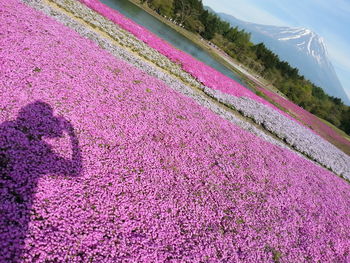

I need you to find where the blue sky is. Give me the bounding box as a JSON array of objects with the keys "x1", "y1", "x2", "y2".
[{"x1": 202, "y1": 0, "x2": 350, "y2": 100}]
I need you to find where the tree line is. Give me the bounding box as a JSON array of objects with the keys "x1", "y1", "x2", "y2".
[{"x1": 141, "y1": 0, "x2": 350, "y2": 135}]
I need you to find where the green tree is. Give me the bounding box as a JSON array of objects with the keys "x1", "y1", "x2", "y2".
[
  {"x1": 173, "y1": 0, "x2": 202, "y2": 25},
  {"x1": 149, "y1": 0, "x2": 174, "y2": 17}
]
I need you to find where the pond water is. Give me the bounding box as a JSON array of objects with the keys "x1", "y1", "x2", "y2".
[{"x1": 100, "y1": 0, "x2": 249, "y2": 87}]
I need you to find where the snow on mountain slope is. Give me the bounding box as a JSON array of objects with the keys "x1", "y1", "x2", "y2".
[
  {"x1": 253, "y1": 26, "x2": 329, "y2": 66},
  {"x1": 213, "y1": 10, "x2": 350, "y2": 105}
]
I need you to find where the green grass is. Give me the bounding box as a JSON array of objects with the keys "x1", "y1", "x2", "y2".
[
  {"x1": 317, "y1": 117, "x2": 350, "y2": 141},
  {"x1": 128, "y1": 0, "x2": 350, "y2": 156},
  {"x1": 127, "y1": 0, "x2": 258, "y2": 88}
]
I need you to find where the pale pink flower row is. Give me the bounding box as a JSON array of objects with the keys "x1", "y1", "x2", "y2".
[{"x1": 78, "y1": 0, "x2": 298, "y2": 122}]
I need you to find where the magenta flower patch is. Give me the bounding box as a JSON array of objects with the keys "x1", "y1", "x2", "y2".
[
  {"x1": 78, "y1": 0, "x2": 295, "y2": 118},
  {"x1": 256, "y1": 86, "x2": 350, "y2": 147}
]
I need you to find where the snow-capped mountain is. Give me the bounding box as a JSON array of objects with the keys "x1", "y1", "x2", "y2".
[
  {"x1": 254, "y1": 26, "x2": 328, "y2": 65},
  {"x1": 209, "y1": 9, "x2": 350, "y2": 105}
]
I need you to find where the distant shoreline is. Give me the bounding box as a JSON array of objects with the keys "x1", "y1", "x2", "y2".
[
  {"x1": 122, "y1": 0, "x2": 350, "y2": 155},
  {"x1": 124, "y1": 0, "x2": 274, "y2": 93}
]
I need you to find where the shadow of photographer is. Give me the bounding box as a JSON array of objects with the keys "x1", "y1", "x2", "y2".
[{"x1": 0, "y1": 101, "x2": 82, "y2": 262}]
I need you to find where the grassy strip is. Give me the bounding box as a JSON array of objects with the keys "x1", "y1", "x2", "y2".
[
  {"x1": 45, "y1": 0, "x2": 349, "y2": 178},
  {"x1": 125, "y1": 0, "x2": 256, "y2": 87},
  {"x1": 126, "y1": 0, "x2": 350, "y2": 155}
]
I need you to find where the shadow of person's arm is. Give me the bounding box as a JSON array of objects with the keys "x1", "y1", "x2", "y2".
[{"x1": 47, "y1": 118, "x2": 83, "y2": 177}]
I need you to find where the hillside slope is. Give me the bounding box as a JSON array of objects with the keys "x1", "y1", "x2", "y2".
[{"x1": 216, "y1": 11, "x2": 350, "y2": 105}]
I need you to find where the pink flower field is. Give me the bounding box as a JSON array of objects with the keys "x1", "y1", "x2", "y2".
[
  {"x1": 78, "y1": 0, "x2": 293, "y2": 117},
  {"x1": 257, "y1": 86, "x2": 350, "y2": 151},
  {"x1": 1, "y1": 0, "x2": 350, "y2": 262}
]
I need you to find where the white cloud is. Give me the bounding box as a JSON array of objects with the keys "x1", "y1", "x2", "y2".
[{"x1": 202, "y1": 0, "x2": 289, "y2": 26}]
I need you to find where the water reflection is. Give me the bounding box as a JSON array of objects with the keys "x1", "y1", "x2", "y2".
[{"x1": 100, "y1": 0, "x2": 247, "y2": 87}]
